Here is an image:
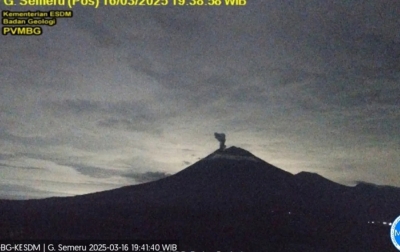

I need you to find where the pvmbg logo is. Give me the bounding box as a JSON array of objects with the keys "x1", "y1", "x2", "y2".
[{"x1": 391, "y1": 215, "x2": 400, "y2": 250}]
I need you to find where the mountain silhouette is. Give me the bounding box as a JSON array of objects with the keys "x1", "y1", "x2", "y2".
[{"x1": 0, "y1": 146, "x2": 399, "y2": 251}]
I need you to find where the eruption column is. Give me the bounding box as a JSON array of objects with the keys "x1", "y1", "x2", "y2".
[{"x1": 214, "y1": 133, "x2": 226, "y2": 151}]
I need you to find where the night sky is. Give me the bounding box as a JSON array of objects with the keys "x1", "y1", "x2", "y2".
[{"x1": 1, "y1": 0, "x2": 399, "y2": 199}]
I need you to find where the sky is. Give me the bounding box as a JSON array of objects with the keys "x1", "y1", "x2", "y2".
[{"x1": 0, "y1": 0, "x2": 399, "y2": 199}]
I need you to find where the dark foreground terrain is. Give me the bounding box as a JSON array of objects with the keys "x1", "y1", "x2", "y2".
[{"x1": 1, "y1": 147, "x2": 399, "y2": 251}]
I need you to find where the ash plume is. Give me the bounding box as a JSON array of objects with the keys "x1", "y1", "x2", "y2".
[{"x1": 214, "y1": 133, "x2": 226, "y2": 151}]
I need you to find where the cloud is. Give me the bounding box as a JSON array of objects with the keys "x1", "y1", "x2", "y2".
[
  {"x1": 97, "y1": 118, "x2": 161, "y2": 134},
  {"x1": 49, "y1": 99, "x2": 102, "y2": 115},
  {"x1": 45, "y1": 99, "x2": 148, "y2": 117},
  {"x1": 0, "y1": 130, "x2": 58, "y2": 147},
  {"x1": 61, "y1": 163, "x2": 117, "y2": 179},
  {"x1": 123, "y1": 171, "x2": 170, "y2": 183},
  {"x1": 0, "y1": 164, "x2": 42, "y2": 171},
  {"x1": 42, "y1": 99, "x2": 165, "y2": 136},
  {"x1": 0, "y1": 153, "x2": 16, "y2": 161},
  {"x1": 0, "y1": 184, "x2": 72, "y2": 199}
]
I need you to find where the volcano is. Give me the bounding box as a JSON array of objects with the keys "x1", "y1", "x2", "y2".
[{"x1": 1, "y1": 147, "x2": 399, "y2": 251}]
